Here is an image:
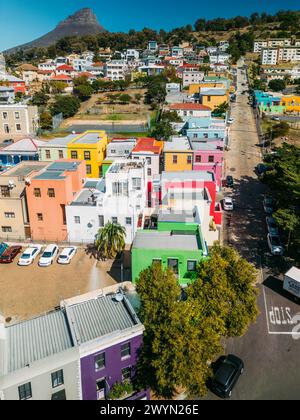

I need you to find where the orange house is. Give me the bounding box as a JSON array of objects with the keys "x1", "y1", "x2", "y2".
[{"x1": 26, "y1": 160, "x2": 86, "y2": 242}]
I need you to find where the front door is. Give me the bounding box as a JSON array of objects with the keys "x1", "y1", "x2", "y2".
[{"x1": 96, "y1": 379, "x2": 107, "y2": 400}]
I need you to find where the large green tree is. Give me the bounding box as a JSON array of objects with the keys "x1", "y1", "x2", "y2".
[
  {"x1": 50, "y1": 95, "x2": 81, "y2": 118},
  {"x1": 95, "y1": 222, "x2": 126, "y2": 260}
]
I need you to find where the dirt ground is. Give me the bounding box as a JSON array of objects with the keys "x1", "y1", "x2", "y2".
[{"x1": 0, "y1": 249, "x2": 118, "y2": 323}]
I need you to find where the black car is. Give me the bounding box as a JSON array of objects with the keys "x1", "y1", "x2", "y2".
[
  {"x1": 210, "y1": 354, "x2": 244, "y2": 398},
  {"x1": 226, "y1": 175, "x2": 234, "y2": 188}
]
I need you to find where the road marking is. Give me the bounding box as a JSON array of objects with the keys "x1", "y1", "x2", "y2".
[{"x1": 262, "y1": 285, "x2": 271, "y2": 333}]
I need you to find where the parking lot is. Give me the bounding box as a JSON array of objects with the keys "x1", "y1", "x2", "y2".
[{"x1": 0, "y1": 246, "x2": 118, "y2": 323}]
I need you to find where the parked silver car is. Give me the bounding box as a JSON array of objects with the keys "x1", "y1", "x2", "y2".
[
  {"x1": 266, "y1": 216, "x2": 279, "y2": 236},
  {"x1": 267, "y1": 234, "x2": 284, "y2": 256}
]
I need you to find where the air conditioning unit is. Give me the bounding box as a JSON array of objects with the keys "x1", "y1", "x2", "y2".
[{"x1": 8, "y1": 180, "x2": 16, "y2": 189}]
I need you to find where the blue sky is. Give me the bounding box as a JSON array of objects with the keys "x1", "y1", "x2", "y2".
[{"x1": 0, "y1": 0, "x2": 299, "y2": 51}]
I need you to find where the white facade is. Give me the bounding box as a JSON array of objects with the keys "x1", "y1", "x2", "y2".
[
  {"x1": 209, "y1": 52, "x2": 231, "y2": 64},
  {"x1": 106, "y1": 139, "x2": 137, "y2": 159},
  {"x1": 182, "y1": 71, "x2": 204, "y2": 87},
  {"x1": 261, "y1": 48, "x2": 278, "y2": 65},
  {"x1": 104, "y1": 60, "x2": 129, "y2": 81},
  {"x1": 254, "y1": 39, "x2": 291, "y2": 53},
  {"x1": 125, "y1": 49, "x2": 140, "y2": 61},
  {"x1": 38, "y1": 62, "x2": 56, "y2": 71},
  {"x1": 72, "y1": 58, "x2": 93, "y2": 72},
  {"x1": 66, "y1": 160, "x2": 148, "y2": 244}
]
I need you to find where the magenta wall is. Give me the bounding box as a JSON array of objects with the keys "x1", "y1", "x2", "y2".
[{"x1": 80, "y1": 334, "x2": 144, "y2": 400}]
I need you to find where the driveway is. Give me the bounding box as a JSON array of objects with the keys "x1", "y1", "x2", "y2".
[{"x1": 204, "y1": 58, "x2": 300, "y2": 400}]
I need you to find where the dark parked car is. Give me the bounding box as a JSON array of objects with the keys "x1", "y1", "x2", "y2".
[
  {"x1": 210, "y1": 354, "x2": 244, "y2": 398},
  {"x1": 256, "y1": 163, "x2": 267, "y2": 175},
  {"x1": 226, "y1": 175, "x2": 234, "y2": 188},
  {"x1": 0, "y1": 246, "x2": 22, "y2": 263}
]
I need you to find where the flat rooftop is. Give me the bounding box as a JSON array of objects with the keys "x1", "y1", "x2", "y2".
[
  {"x1": 164, "y1": 137, "x2": 191, "y2": 152},
  {"x1": 39, "y1": 134, "x2": 78, "y2": 147},
  {"x1": 108, "y1": 160, "x2": 144, "y2": 174},
  {"x1": 0, "y1": 162, "x2": 48, "y2": 178},
  {"x1": 133, "y1": 230, "x2": 201, "y2": 251},
  {"x1": 6, "y1": 310, "x2": 73, "y2": 373},
  {"x1": 191, "y1": 141, "x2": 224, "y2": 151},
  {"x1": 34, "y1": 161, "x2": 82, "y2": 180},
  {"x1": 71, "y1": 131, "x2": 106, "y2": 145},
  {"x1": 161, "y1": 170, "x2": 214, "y2": 182},
  {"x1": 66, "y1": 294, "x2": 141, "y2": 344},
  {"x1": 158, "y1": 210, "x2": 197, "y2": 224},
  {"x1": 200, "y1": 88, "x2": 227, "y2": 96}
]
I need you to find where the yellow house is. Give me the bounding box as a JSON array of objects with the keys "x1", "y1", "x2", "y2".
[
  {"x1": 189, "y1": 82, "x2": 227, "y2": 95},
  {"x1": 199, "y1": 88, "x2": 229, "y2": 110},
  {"x1": 280, "y1": 95, "x2": 300, "y2": 113},
  {"x1": 164, "y1": 137, "x2": 193, "y2": 172},
  {"x1": 67, "y1": 130, "x2": 108, "y2": 178}
]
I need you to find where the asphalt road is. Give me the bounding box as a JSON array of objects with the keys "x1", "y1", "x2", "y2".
[
  {"x1": 204, "y1": 58, "x2": 300, "y2": 400},
  {"x1": 66, "y1": 124, "x2": 148, "y2": 133}
]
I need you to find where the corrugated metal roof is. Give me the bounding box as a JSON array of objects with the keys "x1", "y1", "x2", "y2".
[
  {"x1": 67, "y1": 295, "x2": 140, "y2": 344},
  {"x1": 7, "y1": 311, "x2": 73, "y2": 373}
]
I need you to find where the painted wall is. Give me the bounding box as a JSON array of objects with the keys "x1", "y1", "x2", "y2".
[
  {"x1": 80, "y1": 335, "x2": 143, "y2": 401},
  {"x1": 164, "y1": 151, "x2": 193, "y2": 172},
  {"x1": 39, "y1": 146, "x2": 68, "y2": 162},
  {"x1": 200, "y1": 93, "x2": 229, "y2": 109}
]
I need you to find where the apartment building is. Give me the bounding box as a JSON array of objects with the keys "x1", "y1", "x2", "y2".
[
  {"x1": 0, "y1": 105, "x2": 39, "y2": 138},
  {"x1": 0, "y1": 162, "x2": 47, "y2": 240},
  {"x1": 38, "y1": 134, "x2": 78, "y2": 162},
  {"x1": 66, "y1": 160, "x2": 148, "y2": 244},
  {"x1": 261, "y1": 46, "x2": 300, "y2": 65},
  {"x1": 104, "y1": 60, "x2": 129, "y2": 81},
  {"x1": 254, "y1": 38, "x2": 291, "y2": 53},
  {"x1": 163, "y1": 137, "x2": 193, "y2": 173},
  {"x1": 26, "y1": 160, "x2": 86, "y2": 242}
]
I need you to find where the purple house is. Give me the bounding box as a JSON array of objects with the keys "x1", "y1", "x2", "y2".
[
  {"x1": 191, "y1": 140, "x2": 224, "y2": 190},
  {"x1": 63, "y1": 291, "x2": 149, "y2": 401}
]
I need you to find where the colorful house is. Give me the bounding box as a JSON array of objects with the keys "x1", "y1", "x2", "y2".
[
  {"x1": 26, "y1": 160, "x2": 86, "y2": 242},
  {"x1": 254, "y1": 90, "x2": 284, "y2": 114},
  {"x1": 191, "y1": 140, "x2": 224, "y2": 189},
  {"x1": 189, "y1": 81, "x2": 227, "y2": 95},
  {"x1": 280, "y1": 95, "x2": 300, "y2": 113},
  {"x1": 38, "y1": 134, "x2": 78, "y2": 162},
  {"x1": 131, "y1": 226, "x2": 208, "y2": 285},
  {"x1": 0, "y1": 138, "x2": 45, "y2": 169},
  {"x1": 169, "y1": 103, "x2": 212, "y2": 120},
  {"x1": 163, "y1": 137, "x2": 193, "y2": 172},
  {"x1": 67, "y1": 131, "x2": 108, "y2": 178},
  {"x1": 183, "y1": 117, "x2": 227, "y2": 140},
  {"x1": 199, "y1": 88, "x2": 229, "y2": 110}
]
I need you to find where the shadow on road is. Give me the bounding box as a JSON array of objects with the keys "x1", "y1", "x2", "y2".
[{"x1": 263, "y1": 275, "x2": 300, "y2": 304}]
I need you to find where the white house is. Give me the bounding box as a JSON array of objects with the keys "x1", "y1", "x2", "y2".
[
  {"x1": 169, "y1": 103, "x2": 212, "y2": 119},
  {"x1": 106, "y1": 138, "x2": 137, "y2": 160},
  {"x1": 104, "y1": 60, "x2": 129, "y2": 81},
  {"x1": 66, "y1": 160, "x2": 148, "y2": 244},
  {"x1": 182, "y1": 70, "x2": 204, "y2": 87}
]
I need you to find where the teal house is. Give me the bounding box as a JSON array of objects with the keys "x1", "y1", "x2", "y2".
[{"x1": 131, "y1": 211, "x2": 208, "y2": 285}]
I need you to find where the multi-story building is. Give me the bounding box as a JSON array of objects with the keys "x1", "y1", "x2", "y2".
[
  {"x1": 254, "y1": 38, "x2": 292, "y2": 53},
  {"x1": 102, "y1": 138, "x2": 137, "y2": 175},
  {"x1": 0, "y1": 105, "x2": 39, "y2": 138},
  {"x1": 191, "y1": 140, "x2": 224, "y2": 189},
  {"x1": 0, "y1": 162, "x2": 47, "y2": 240},
  {"x1": 16, "y1": 64, "x2": 39, "y2": 86},
  {"x1": 0, "y1": 86, "x2": 15, "y2": 104},
  {"x1": 0, "y1": 74, "x2": 26, "y2": 95},
  {"x1": 183, "y1": 117, "x2": 227, "y2": 142},
  {"x1": 125, "y1": 49, "x2": 140, "y2": 61},
  {"x1": 147, "y1": 41, "x2": 158, "y2": 53},
  {"x1": 199, "y1": 87, "x2": 229, "y2": 109},
  {"x1": 163, "y1": 137, "x2": 193, "y2": 173},
  {"x1": 181, "y1": 70, "x2": 204, "y2": 87},
  {"x1": 0, "y1": 286, "x2": 148, "y2": 401},
  {"x1": 66, "y1": 160, "x2": 148, "y2": 244},
  {"x1": 209, "y1": 52, "x2": 231, "y2": 64},
  {"x1": 261, "y1": 46, "x2": 300, "y2": 65},
  {"x1": 38, "y1": 134, "x2": 78, "y2": 162},
  {"x1": 26, "y1": 160, "x2": 86, "y2": 242},
  {"x1": 104, "y1": 60, "x2": 129, "y2": 81},
  {"x1": 67, "y1": 131, "x2": 108, "y2": 178}
]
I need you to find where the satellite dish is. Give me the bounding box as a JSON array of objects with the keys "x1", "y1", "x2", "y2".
[{"x1": 115, "y1": 292, "x2": 124, "y2": 302}]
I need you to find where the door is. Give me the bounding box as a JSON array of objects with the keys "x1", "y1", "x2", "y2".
[
  {"x1": 168, "y1": 258, "x2": 179, "y2": 277},
  {"x1": 96, "y1": 379, "x2": 107, "y2": 400}
]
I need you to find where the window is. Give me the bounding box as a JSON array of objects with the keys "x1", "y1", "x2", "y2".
[
  {"x1": 4, "y1": 124, "x2": 9, "y2": 133},
  {"x1": 99, "y1": 215, "x2": 104, "y2": 227},
  {"x1": 112, "y1": 217, "x2": 118, "y2": 224},
  {"x1": 147, "y1": 167, "x2": 152, "y2": 176},
  {"x1": 74, "y1": 216, "x2": 81, "y2": 224},
  {"x1": 132, "y1": 178, "x2": 141, "y2": 191},
  {"x1": 187, "y1": 260, "x2": 197, "y2": 272},
  {"x1": 187, "y1": 155, "x2": 192, "y2": 164},
  {"x1": 45, "y1": 150, "x2": 51, "y2": 159},
  {"x1": 203, "y1": 133, "x2": 208, "y2": 138},
  {"x1": 34, "y1": 188, "x2": 41, "y2": 198},
  {"x1": 2, "y1": 226, "x2": 12, "y2": 233},
  {"x1": 146, "y1": 157, "x2": 152, "y2": 165},
  {"x1": 18, "y1": 382, "x2": 32, "y2": 400},
  {"x1": 15, "y1": 112, "x2": 20, "y2": 120},
  {"x1": 2, "y1": 112, "x2": 8, "y2": 119},
  {"x1": 71, "y1": 150, "x2": 78, "y2": 159},
  {"x1": 195, "y1": 155, "x2": 201, "y2": 163},
  {"x1": 37, "y1": 213, "x2": 43, "y2": 221},
  {"x1": 61, "y1": 205, "x2": 66, "y2": 225},
  {"x1": 112, "y1": 182, "x2": 128, "y2": 197},
  {"x1": 86, "y1": 164, "x2": 92, "y2": 175},
  {"x1": 48, "y1": 188, "x2": 55, "y2": 198},
  {"x1": 208, "y1": 155, "x2": 214, "y2": 163},
  {"x1": 125, "y1": 217, "x2": 132, "y2": 225},
  {"x1": 58, "y1": 150, "x2": 64, "y2": 159},
  {"x1": 173, "y1": 155, "x2": 178, "y2": 164},
  {"x1": 152, "y1": 258, "x2": 162, "y2": 266},
  {"x1": 122, "y1": 367, "x2": 132, "y2": 382},
  {"x1": 0, "y1": 186, "x2": 10, "y2": 198},
  {"x1": 95, "y1": 353, "x2": 105, "y2": 371},
  {"x1": 193, "y1": 133, "x2": 197, "y2": 139},
  {"x1": 168, "y1": 258, "x2": 179, "y2": 275},
  {"x1": 214, "y1": 133, "x2": 219, "y2": 138},
  {"x1": 4, "y1": 212, "x2": 15, "y2": 218},
  {"x1": 51, "y1": 370, "x2": 64, "y2": 388},
  {"x1": 207, "y1": 96, "x2": 211, "y2": 102},
  {"x1": 16, "y1": 124, "x2": 21, "y2": 131},
  {"x1": 110, "y1": 149, "x2": 116, "y2": 154},
  {"x1": 121, "y1": 342, "x2": 131, "y2": 359},
  {"x1": 84, "y1": 151, "x2": 91, "y2": 160}
]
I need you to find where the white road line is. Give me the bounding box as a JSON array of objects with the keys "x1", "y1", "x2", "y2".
[
  {"x1": 268, "y1": 331, "x2": 300, "y2": 335},
  {"x1": 262, "y1": 285, "x2": 271, "y2": 334}
]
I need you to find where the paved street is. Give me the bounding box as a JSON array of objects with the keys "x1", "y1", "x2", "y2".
[{"x1": 205, "y1": 58, "x2": 300, "y2": 400}]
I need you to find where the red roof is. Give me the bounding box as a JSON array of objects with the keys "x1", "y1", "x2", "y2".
[
  {"x1": 93, "y1": 62, "x2": 104, "y2": 67},
  {"x1": 170, "y1": 103, "x2": 211, "y2": 111},
  {"x1": 51, "y1": 74, "x2": 73, "y2": 81},
  {"x1": 56, "y1": 65, "x2": 75, "y2": 72},
  {"x1": 132, "y1": 138, "x2": 162, "y2": 154},
  {"x1": 78, "y1": 72, "x2": 95, "y2": 78}
]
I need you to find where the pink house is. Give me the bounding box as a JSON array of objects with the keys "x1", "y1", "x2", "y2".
[{"x1": 191, "y1": 140, "x2": 224, "y2": 189}]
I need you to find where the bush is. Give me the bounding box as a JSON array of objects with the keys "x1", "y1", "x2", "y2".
[{"x1": 108, "y1": 382, "x2": 134, "y2": 400}]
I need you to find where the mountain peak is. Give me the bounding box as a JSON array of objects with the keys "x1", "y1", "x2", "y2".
[{"x1": 58, "y1": 8, "x2": 100, "y2": 27}]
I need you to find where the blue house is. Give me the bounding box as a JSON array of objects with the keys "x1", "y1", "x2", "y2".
[
  {"x1": 0, "y1": 138, "x2": 45, "y2": 170},
  {"x1": 182, "y1": 117, "x2": 227, "y2": 140}
]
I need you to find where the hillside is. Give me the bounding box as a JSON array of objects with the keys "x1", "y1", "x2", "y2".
[{"x1": 5, "y1": 8, "x2": 106, "y2": 53}]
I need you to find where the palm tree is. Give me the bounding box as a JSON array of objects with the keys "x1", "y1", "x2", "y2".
[{"x1": 95, "y1": 222, "x2": 126, "y2": 260}]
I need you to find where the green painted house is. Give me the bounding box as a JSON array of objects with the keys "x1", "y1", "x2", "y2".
[{"x1": 131, "y1": 216, "x2": 208, "y2": 285}]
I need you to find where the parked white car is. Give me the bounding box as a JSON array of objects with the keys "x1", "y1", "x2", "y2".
[
  {"x1": 227, "y1": 118, "x2": 234, "y2": 124},
  {"x1": 38, "y1": 244, "x2": 59, "y2": 267},
  {"x1": 57, "y1": 247, "x2": 77, "y2": 265},
  {"x1": 18, "y1": 246, "x2": 42, "y2": 266},
  {"x1": 267, "y1": 234, "x2": 284, "y2": 256},
  {"x1": 223, "y1": 197, "x2": 234, "y2": 211}
]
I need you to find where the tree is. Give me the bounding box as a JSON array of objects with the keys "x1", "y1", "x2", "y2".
[
  {"x1": 50, "y1": 80, "x2": 68, "y2": 94},
  {"x1": 135, "y1": 263, "x2": 219, "y2": 398},
  {"x1": 74, "y1": 84, "x2": 94, "y2": 101},
  {"x1": 273, "y1": 209, "x2": 299, "y2": 251},
  {"x1": 212, "y1": 101, "x2": 229, "y2": 116},
  {"x1": 30, "y1": 91, "x2": 49, "y2": 106},
  {"x1": 118, "y1": 93, "x2": 132, "y2": 104},
  {"x1": 160, "y1": 111, "x2": 183, "y2": 123},
  {"x1": 50, "y1": 95, "x2": 81, "y2": 118},
  {"x1": 150, "y1": 120, "x2": 175, "y2": 140},
  {"x1": 39, "y1": 111, "x2": 53, "y2": 130},
  {"x1": 268, "y1": 79, "x2": 286, "y2": 92},
  {"x1": 95, "y1": 222, "x2": 126, "y2": 260},
  {"x1": 188, "y1": 244, "x2": 259, "y2": 338}
]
